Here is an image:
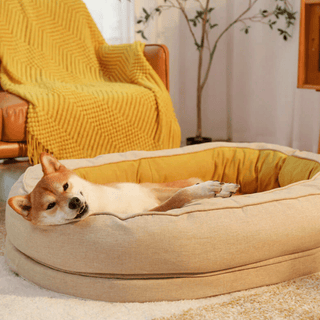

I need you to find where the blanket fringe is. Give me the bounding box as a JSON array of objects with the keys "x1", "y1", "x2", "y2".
[{"x1": 27, "y1": 130, "x2": 49, "y2": 165}]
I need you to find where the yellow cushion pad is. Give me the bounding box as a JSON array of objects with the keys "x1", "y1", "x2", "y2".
[{"x1": 74, "y1": 147, "x2": 320, "y2": 194}]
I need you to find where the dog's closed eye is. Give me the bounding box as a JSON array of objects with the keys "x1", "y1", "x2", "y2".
[
  {"x1": 63, "y1": 183, "x2": 69, "y2": 191},
  {"x1": 47, "y1": 202, "x2": 56, "y2": 210}
]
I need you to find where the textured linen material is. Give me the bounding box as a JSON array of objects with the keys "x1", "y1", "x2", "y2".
[
  {"x1": 5, "y1": 142, "x2": 320, "y2": 302},
  {"x1": 0, "y1": 0, "x2": 180, "y2": 164},
  {"x1": 5, "y1": 238, "x2": 320, "y2": 303}
]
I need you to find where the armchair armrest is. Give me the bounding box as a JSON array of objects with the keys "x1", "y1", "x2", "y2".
[
  {"x1": 144, "y1": 44, "x2": 170, "y2": 92},
  {"x1": 0, "y1": 92, "x2": 28, "y2": 142}
]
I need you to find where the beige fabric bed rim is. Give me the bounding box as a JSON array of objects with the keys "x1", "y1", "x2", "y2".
[{"x1": 5, "y1": 142, "x2": 320, "y2": 302}]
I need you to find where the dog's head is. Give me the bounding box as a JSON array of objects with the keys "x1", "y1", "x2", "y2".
[{"x1": 8, "y1": 153, "x2": 89, "y2": 226}]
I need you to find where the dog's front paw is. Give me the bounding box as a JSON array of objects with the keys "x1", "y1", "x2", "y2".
[
  {"x1": 216, "y1": 183, "x2": 240, "y2": 198},
  {"x1": 188, "y1": 181, "x2": 223, "y2": 199}
]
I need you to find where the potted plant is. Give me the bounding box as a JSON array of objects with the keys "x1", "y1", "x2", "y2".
[{"x1": 127, "y1": 0, "x2": 296, "y2": 145}]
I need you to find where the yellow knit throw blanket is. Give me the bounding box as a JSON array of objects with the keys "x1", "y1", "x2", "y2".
[{"x1": 0, "y1": 0, "x2": 181, "y2": 164}]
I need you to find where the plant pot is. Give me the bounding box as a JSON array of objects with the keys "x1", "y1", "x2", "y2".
[{"x1": 186, "y1": 136, "x2": 213, "y2": 145}]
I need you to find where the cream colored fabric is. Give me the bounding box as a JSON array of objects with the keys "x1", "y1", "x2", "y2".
[
  {"x1": 5, "y1": 142, "x2": 320, "y2": 302},
  {"x1": 6, "y1": 239, "x2": 320, "y2": 303}
]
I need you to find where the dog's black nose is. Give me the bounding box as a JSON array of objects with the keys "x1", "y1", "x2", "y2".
[{"x1": 69, "y1": 197, "x2": 81, "y2": 210}]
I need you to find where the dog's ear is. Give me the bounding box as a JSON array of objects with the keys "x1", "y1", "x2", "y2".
[
  {"x1": 40, "y1": 152, "x2": 65, "y2": 175},
  {"x1": 8, "y1": 195, "x2": 32, "y2": 220}
]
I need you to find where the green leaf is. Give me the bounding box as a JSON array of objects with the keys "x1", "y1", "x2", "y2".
[
  {"x1": 142, "y1": 7, "x2": 150, "y2": 21},
  {"x1": 143, "y1": 8, "x2": 149, "y2": 15},
  {"x1": 189, "y1": 18, "x2": 197, "y2": 27},
  {"x1": 195, "y1": 41, "x2": 202, "y2": 51},
  {"x1": 196, "y1": 10, "x2": 203, "y2": 17},
  {"x1": 241, "y1": 26, "x2": 250, "y2": 34},
  {"x1": 136, "y1": 30, "x2": 148, "y2": 41},
  {"x1": 268, "y1": 20, "x2": 277, "y2": 30},
  {"x1": 210, "y1": 23, "x2": 218, "y2": 29}
]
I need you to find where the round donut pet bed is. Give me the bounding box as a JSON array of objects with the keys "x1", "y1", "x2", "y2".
[{"x1": 5, "y1": 142, "x2": 320, "y2": 303}]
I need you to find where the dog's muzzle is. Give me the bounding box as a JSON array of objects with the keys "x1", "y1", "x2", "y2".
[
  {"x1": 69, "y1": 197, "x2": 82, "y2": 210},
  {"x1": 69, "y1": 197, "x2": 88, "y2": 219}
]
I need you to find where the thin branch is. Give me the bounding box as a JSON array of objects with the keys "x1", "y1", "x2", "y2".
[
  {"x1": 194, "y1": 0, "x2": 205, "y2": 11},
  {"x1": 194, "y1": 0, "x2": 214, "y2": 53},
  {"x1": 137, "y1": 3, "x2": 180, "y2": 39},
  {"x1": 195, "y1": 0, "x2": 210, "y2": 137},
  {"x1": 201, "y1": 0, "x2": 259, "y2": 90},
  {"x1": 241, "y1": 11, "x2": 274, "y2": 23},
  {"x1": 284, "y1": 0, "x2": 293, "y2": 11},
  {"x1": 204, "y1": 2, "x2": 212, "y2": 53},
  {"x1": 204, "y1": 26, "x2": 212, "y2": 53},
  {"x1": 175, "y1": 0, "x2": 199, "y2": 46}
]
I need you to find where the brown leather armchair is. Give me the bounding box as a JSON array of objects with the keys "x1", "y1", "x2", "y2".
[{"x1": 0, "y1": 44, "x2": 170, "y2": 160}]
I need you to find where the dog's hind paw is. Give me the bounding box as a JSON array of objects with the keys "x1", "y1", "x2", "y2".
[{"x1": 216, "y1": 183, "x2": 240, "y2": 198}]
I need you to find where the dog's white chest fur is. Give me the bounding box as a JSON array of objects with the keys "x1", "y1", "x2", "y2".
[
  {"x1": 95, "y1": 183, "x2": 158, "y2": 214},
  {"x1": 71, "y1": 176, "x2": 159, "y2": 215}
]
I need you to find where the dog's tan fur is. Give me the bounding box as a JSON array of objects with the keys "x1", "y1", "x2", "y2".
[{"x1": 8, "y1": 153, "x2": 240, "y2": 226}]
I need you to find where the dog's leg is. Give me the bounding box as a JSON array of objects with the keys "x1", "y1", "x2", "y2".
[
  {"x1": 215, "y1": 183, "x2": 240, "y2": 198},
  {"x1": 149, "y1": 181, "x2": 222, "y2": 212}
]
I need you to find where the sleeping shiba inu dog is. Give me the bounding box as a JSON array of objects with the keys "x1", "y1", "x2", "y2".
[{"x1": 8, "y1": 153, "x2": 240, "y2": 226}]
